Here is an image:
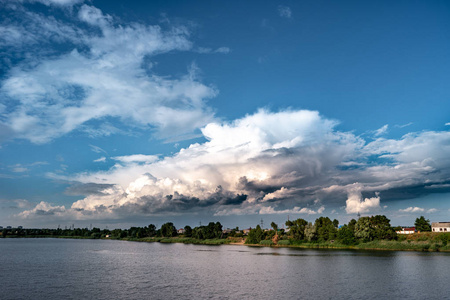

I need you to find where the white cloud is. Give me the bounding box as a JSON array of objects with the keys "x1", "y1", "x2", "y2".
[
  {"x1": 31, "y1": 0, "x2": 84, "y2": 6},
  {"x1": 215, "y1": 47, "x2": 230, "y2": 54},
  {"x1": 398, "y1": 207, "x2": 436, "y2": 213},
  {"x1": 345, "y1": 185, "x2": 380, "y2": 214},
  {"x1": 196, "y1": 47, "x2": 230, "y2": 54},
  {"x1": 1, "y1": 4, "x2": 217, "y2": 144},
  {"x1": 93, "y1": 157, "x2": 106, "y2": 163},
  {"x1": 90, "y1": 145, "x2": 108, "y2": 154},
  {"x1": 11, "y1": 166, "x2": 28, "y2": 173},
  {"x1": 374, "y1": 124, "x2": 389, "y2": 136},
  {"x1": 278, "y1": 6, "x2": 292, "y2": 19},
  {"x1": 18, "y1": 108, "x2": 450, "y2": 221},
  {"x1": 399, "y1": 206, "x2": 424, "y2": 213},
  {"x1": 259, "y1": 205, "x2": 325, "y2": 215},
  {"x1": 112, "y1": 155, "x2": 159, "y2": 164},
  {"x1": 445, "y1": 123, "x2": 450, "y2": 126},
  {"x1": 18, "y1": 201, "x2": 66, "y2": 218}
]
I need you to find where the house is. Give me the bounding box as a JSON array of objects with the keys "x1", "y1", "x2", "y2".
[
  {"x1": 242, "y1": 228, "x2": 252, "y2": 235},
  {"x1": 431, "y1": 222, "x2": 450, "y2": 233},
  {"x1": 396, "y1": 227, "x2": 416, "y2": 234},
  {"x1": 177, "y1": 228, "x2": 185, "y2": 234}
]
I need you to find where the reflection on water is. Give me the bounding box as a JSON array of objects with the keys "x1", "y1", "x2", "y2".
[{"x1": 1, "y1": 238, "x2": 449, "y2": 300}]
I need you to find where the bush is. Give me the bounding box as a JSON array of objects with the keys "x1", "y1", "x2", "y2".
[
  {"x1": 259, "y1": 240, "x2": 273, "y2": 245},
  {"x1": 277, "y1": 240, "x2": 290, "y2": 245}
]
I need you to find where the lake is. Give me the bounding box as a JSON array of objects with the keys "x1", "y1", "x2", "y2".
[{"x1": 1, "y1": 238, "x2": 449, "y2": 299}]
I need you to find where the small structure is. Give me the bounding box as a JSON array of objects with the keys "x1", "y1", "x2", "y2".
[
  {"x1": 396, "y1": 227, "x2": 416, "y2": 234},
  {"x1": 0, "y1": 226, "x2": 3, "y2": 229},
  {"x1": 177, "y1": 228, "x2": 185, "y2": 234},
  {"x1": 432, "y1": 222, "x2": 450, "y2": 233},
  {"x1": 242, "y1": 228, "x2": 252, "y2": 235}
]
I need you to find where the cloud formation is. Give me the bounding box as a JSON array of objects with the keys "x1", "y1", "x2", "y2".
[
  {"x1": 399, "y1": 207, "x2": 437, "y2": 213},
  {"x1": 18, "y1": 109, "x2": 450, "y2": 221},
  {"x1": 0, "y1": 3, "x2": 216, "y2": 144},
  {"x1": 278, "y1": 6, "x2": 292, "y2": 19}
]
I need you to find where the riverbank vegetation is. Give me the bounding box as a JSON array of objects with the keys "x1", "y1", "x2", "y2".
[{"x1": 2, "y1": 216, "x2": 449, "y2": 252}]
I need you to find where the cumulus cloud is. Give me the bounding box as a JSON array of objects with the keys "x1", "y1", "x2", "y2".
[
  {"x1": 0, "y1": 3, "x2": 217, "y2": 144},
  {"x1": 17, "y1": 109, "x2": 450, "y2": 221},
  {"x1": 399, "y1": 207, "x2": 437, "y2": 213},
  {"x1": 345, "y1": 186, "x2": 380, "y2": 214},
  {"x1": 18, "y1": 201, "x2": 66, "y2": 218}
]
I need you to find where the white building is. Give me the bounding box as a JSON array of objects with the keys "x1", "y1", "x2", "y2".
[
  {"x1": 396, "y1": 227, "x2": 416, "y2": 234},
  {"x1": 431, "y1": 222, "x2": 450, "y2": 233}
]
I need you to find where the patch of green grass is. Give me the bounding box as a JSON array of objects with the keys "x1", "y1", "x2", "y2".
[
  {"x1": 277, "y1": 240, "x2": 290, "y2": 245},
  {"x1": 259, "y1": 240, "x2": 273, "y2": 246}
]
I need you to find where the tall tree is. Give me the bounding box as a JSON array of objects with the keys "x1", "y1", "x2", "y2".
[
  {"x1": 285, "y1": 218, "x2": 308, "y2": 240},
  {"x1": 415, "y1": 216, "x2": 431, "y2": 232},
  {"x1": 161, "y1": 222, "x2": 176, "y2": 237},
  {"x1": 271, "y1": 222, "x2": 278, "y2": 232},
  {"x1": 184, "y1": 225, "x2": 192, "y2": 237}
]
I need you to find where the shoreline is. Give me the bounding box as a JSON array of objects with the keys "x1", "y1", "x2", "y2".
[{"x1": 3, "y1": 235, "x2": 450, "y2": 253}]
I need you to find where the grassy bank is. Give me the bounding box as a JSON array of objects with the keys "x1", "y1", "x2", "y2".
[
  {"x1": 118, "y1": 236, "x2": 230, "y2": 245},
  {"x1": 242, "y1": 233, "x2": 450, "y2": 252},
  {"x1": 4, "y1": 233, "x2": 450, "y2": 252}
]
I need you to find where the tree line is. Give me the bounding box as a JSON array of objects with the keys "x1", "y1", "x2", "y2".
[
  {"x1": 1, "y1": 216, "x2": 433, "y2": 244},
  {"x1": 0, "y1": 221, "x2": 224, "y2": 240},
  {"x1": 246, "y1": 215, "x2": 433, "y2": 245}
]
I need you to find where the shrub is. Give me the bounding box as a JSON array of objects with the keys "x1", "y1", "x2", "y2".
[
  {"x1": 277, "y1": 240, "x2": 290, "y2": 245},
  {"x1": 259, "y1": 240, "x2": 273, "y2": 246}
]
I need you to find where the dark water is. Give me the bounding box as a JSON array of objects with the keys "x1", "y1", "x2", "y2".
[{"x1": 1, "y1": 239, "x2": 449, "y2": 300}]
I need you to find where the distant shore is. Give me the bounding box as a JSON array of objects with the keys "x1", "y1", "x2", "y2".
[{"x1": 6, "y1": 235, "x2": 449, "y2": 252}]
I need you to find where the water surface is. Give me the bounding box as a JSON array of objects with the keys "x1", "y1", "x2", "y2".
[{"x1": 1, "y1": 239, "x2": 449, "y2": 299}]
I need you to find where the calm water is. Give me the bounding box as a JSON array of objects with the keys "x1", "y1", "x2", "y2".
[{"x1": 1, "y1": 239, "x2": 449, "y2": 300}]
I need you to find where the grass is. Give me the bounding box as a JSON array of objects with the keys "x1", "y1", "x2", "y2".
[
  {"x1": 259, "y1": 240, "x2": 274, "y2": 246},
  {"x1": 7, "y1": 232, "x2": 450, "y2": 252}
]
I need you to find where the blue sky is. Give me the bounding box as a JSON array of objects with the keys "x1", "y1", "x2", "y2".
[{"x1": 1, "y1": 0, "x2": 449, "y2": 229}]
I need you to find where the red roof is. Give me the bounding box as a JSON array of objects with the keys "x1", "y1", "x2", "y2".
[{"x1": 402, "y1": 227, "x2": 415, "y2": 231}]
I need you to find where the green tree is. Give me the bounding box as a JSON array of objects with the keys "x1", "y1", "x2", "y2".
[
  {"x1": 333, "y1": 219, "x2": 339, "y2": 228},
  {"x1": 184, "y1": 225, "x2": 192, "y2": 237},
  {"x1": 161, "y1": 222, "x2": 176, "y2": 237},
  {"x1": 337, "y1": 225, "x2": 357, "y2": 245},
  {"x1": 371, "y1": 215, "x2": 396, "y2": 240},
  {"x1": 355, "y1": 215, "x2": 396, "y2": 241},
  {"x1": 355, "y1": 217, "x2": 373, "y2": 242},
  {"x1": 271, "y1": 222, "x2": 278, "y2": 232},
  {"x1": 245, "y1": 225, "x2": 264, "y2": 244},
  {"x1": 314, "y1": 217, "x2": 337, "y2": 241},
  {"x1": 304, "y1": 222, "x2": 317, "y2": 242},
  {"x1": 415, "y1": 216, "x2": 431, "y2": 232},
  {"x1": 147, "y1": 224, "x2": 157, "y2": 237},
  {"x1": 285, "y1": 218, "x2": 308, "y2": 240}
]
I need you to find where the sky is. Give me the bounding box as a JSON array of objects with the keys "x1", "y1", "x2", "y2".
[{"x1": 1, "y1": 0, "x2": 450, "y2": 229}]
